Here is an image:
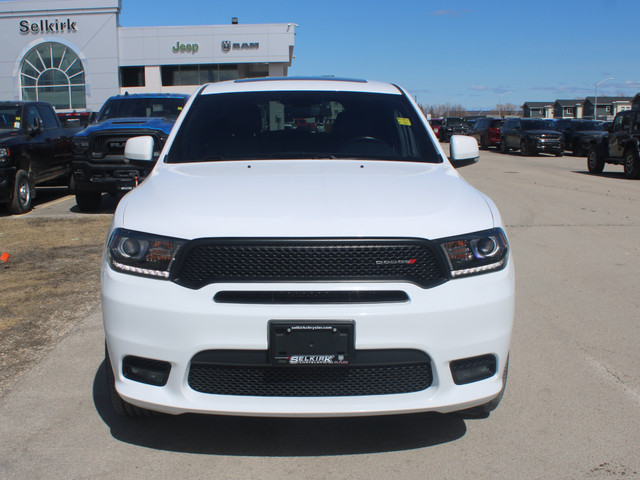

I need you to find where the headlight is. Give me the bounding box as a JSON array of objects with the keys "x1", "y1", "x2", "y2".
[
  {"x1": 107, "y1": 229, "x2": 186, "y2": 279},
  {"x1": 73, "y1": 139, "x2": 90, "y2": 149},
  {"x1": 0, "y1": 146, "x2": 10, "y2": 165},
  {"x1": 438, "y1": 228, "x2": 509, "y2": 278}
]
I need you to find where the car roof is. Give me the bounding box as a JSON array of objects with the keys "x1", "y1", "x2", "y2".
[{"x1": 199, "y1": 77, "x2": 404, "y2": 96}]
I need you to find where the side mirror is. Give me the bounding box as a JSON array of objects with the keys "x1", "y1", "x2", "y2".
[
  {"x1": 124, "y1": 136, "x2": 155, "y2": 163},
  {"x1": 449, "y1": 135, "x2": 479, "y2": 168},
  {"x1": 27, "y1": 117, "x2": 42, "y2": 136}
]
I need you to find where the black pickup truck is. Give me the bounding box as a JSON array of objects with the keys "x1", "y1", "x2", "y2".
[
  {"x1": 588, "y1": 110, "x2": 640, "y2": 178},
  {"x1": 0, "y1": 101, "x2": 78, "y2": 214}
]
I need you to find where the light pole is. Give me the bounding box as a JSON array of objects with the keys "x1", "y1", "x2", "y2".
[
  {"x1": 498, "y1": 91, "x2": 512, "y2": 117},
  {"x1": 594, "y1": 77, "x2": 614, "y2": 120}
]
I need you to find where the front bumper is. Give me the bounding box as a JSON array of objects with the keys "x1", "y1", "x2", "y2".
[
  {"x1": 530, "y1": 138, "x2": 562, "y2": 153},
  {"x1": 72, "y1": 160, "x2": 149, "y2": 194},
  {"x1": 102, "y1": 256, "x2": 515, "y2": 417}
]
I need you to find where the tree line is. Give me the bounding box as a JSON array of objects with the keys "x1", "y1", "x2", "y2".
[{"x1": 421, "y1": 103, "x2": 521, "y2": 118}]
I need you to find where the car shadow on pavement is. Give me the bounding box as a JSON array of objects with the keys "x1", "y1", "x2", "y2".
[
  {"x1": 69, "y1": 193, "x2": 119, "y2": 214},
  {"x1": 93, "y1": 360, "x2": 468, "y2": 456},
  {"x1": 573, "y1": 170, "x2": 627, "y2": 179},
  {"x1": 0, "y1": 186, "x2": 71, "y2": 217}
]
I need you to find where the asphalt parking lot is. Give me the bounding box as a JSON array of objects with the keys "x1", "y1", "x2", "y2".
[{"x1": 1, "y1": 148, "x2": 639, "y2": 479}]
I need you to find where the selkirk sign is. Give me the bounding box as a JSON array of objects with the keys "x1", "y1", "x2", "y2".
[{"x1": 19, "y1": 18, "x2": 77, "y2": 34}]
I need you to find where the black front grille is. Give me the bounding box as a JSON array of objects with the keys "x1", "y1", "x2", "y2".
[
  {"x1": 172, "y1": 239, "x2": 448, "y2": 289},
  {"x1": 188, "y1": 350, "x2": 433, "y2": 397}
]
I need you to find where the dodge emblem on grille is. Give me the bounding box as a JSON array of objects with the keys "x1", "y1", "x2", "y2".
[{"x1": 376, "y1": 259, "x2": 417, "y2": 265}]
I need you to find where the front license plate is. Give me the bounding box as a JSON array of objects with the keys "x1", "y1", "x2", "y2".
[{"x1": 269, "y1": 321, "x2": 354, "y2": 366}]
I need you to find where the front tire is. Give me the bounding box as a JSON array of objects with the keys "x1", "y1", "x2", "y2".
[
  {"x1": 500, "y1": 138, "x2": 508, "y2": 154},
  {"x1": 520, "y1": 139, "x2": 529, "y2": 156},
  {"x1": 624, "y1": 149, "x2": 640, "y2": 179},
  {"x1": 587, "y1": 147, "x2": 605, "y2": 174},
  {"x1": 9, "y1": 169, "x2": 34, "y2": 214}
]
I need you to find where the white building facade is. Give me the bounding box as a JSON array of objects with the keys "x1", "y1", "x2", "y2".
[{"x1": 0, "y1": 0, "x2": 296, "y2": 112}]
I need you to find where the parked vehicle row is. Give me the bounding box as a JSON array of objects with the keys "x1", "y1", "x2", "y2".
[
  {"x1": 434, "y1": 116, "x2": 608, "y2": 159},
  {"x1": 0, "y1": 94, "x2": 189, "y2": 215}
]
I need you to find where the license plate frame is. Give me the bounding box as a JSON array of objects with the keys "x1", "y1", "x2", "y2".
[{"x1": 268, "y1": 320, "x2": 354, "y2": 366}]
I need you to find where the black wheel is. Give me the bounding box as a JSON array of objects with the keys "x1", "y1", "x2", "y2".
[
  {"x1": 520, "y1": 139, "x2": 529, "y2": 156},
  {"x1": 480, "y1": 136, "x2": 487, "y2": 150},
  {"x1": 105, "y1": 345, "x2": 157, "y2": 417},
  {"x1": 75, "y1": 192, "x2": 102, "y2": 212},
  {"x1": 624, "y1": 149, "x2": 640, "y2": 179},
  {"x1": 459, "y1": 357, "x2": 509, "y2": 417},
  {"x1": 9, "y1": 169, "x2": 34, "y2": 214},
  {"x1": 587, "y1": 147, "x2": 605, "y2": 174},
  {"x1": 499, "y1": 138, "x2": 508, "y2": 154}
]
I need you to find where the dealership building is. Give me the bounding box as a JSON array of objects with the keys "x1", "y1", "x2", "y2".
[{"x1": 0, "y1": 0, "x2": 296, "y2": 112}]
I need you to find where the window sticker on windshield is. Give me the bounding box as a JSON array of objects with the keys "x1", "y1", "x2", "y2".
[
  {"x1": 397, "y1": 117, "x2": 411, "y2": 126},
  {"x1": 14, "y1": 117, "x2": 20, "y2": 129}
]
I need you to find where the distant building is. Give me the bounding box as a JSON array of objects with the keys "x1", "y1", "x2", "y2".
[
  {"x1": 582, "y1": 97, "x2": 632, "y2": 120},
  {"x1": 631, "y1": 93, "x2": 640, "y2": 110},
  {"x1": 522, "y1": 102, "x2": 553, "y2": 118},
  {"x1": 0, "y1": 0, "x2": 296, "y2": 112},
  {"x1": 553, "y1": 100, "x2": 583, "y2": 119}
]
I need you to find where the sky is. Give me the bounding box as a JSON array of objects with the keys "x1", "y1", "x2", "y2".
[{"x1": 40, "y1": 0, "x2": 640, "y2": 110}]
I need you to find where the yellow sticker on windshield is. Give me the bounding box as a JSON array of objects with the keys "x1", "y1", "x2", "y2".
[
  {"x1": 397, "y1": 117, "x2": 411, "y2": 126},
  {"x1": 14, "y1": 117, "x2": 21, "y2": 129}
]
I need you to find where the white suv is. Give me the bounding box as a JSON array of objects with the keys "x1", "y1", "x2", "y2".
[{"x1": 102, "y1": 77, "x2": 514, "y2": 418}]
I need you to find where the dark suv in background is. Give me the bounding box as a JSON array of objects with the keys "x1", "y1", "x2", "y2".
[
  {"x1": 439, "y1": 117, "x2": 471, "y2": 142},
  {"x1": 469, "y1": 117, "x2": 504, "y2": 149},
  {"x1": 554, "y1": 119, "x2": 607, "y2": 156},
  {"x1": 500, "y1": 118, "x2": 563, "y2": 156}
]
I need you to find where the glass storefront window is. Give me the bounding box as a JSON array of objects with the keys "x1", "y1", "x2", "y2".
[
  {"x1": 20, "y1": 42, "x2": 86, "y2": 110},
  {"x1": 161, "y1": 64, "x2": 239, "y2": 86}
]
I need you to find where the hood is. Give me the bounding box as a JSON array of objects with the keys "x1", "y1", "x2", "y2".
[
  {"x1": 0, "y1": 129, "x2": 20, "y2": 142},
  {"x1": 572, "y1": 130, "x2": 607, "y2": 137},
  {"x1": 75, "y1": 117, "x2": 176, "y2": 137},
  {"x1": 115, "y1": 160, "x2": 497, "y2": 241}
]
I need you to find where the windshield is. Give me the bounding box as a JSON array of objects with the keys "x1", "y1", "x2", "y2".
[
  {"x1": 167, "y1": 91, "x2": 440, "y2": 163},
  {"x1": 571, "y1": 121, "x2": 605, "y2": 132},
  {"x1": 97, "y1": 97, "x2": 186, "y2": 121},
  {"x1": 522, "y1": 119, "x2": 555, "y2": 130},
  {"x1": 0, "y1": 107, "x2": 22, "y2": 130}
]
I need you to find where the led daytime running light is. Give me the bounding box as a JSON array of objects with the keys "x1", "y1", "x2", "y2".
[
  {"x1": 111, "y1": 260, "x2": 171, "y2": 278},
  {"x1": 450, "y1": 257, "x2": 508, "y2": 278}
]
